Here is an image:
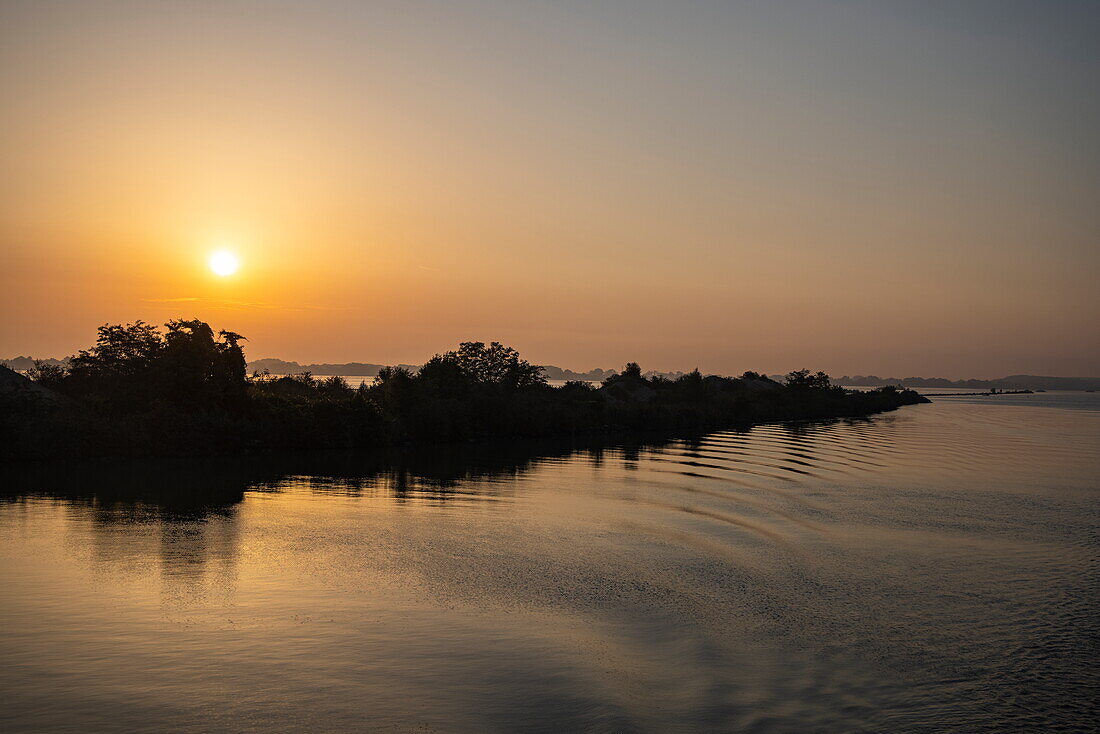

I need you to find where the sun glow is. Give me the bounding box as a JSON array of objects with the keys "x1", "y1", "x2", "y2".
[{"x1": 209, "y1": 250, "x2": 240, "y2": 277}]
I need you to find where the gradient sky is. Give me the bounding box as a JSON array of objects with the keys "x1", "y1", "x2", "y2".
[{"x1": 2, "y1": 0, "x2": 1098, "y2": 378}]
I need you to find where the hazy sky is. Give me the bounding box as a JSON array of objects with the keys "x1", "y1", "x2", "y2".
[{"x1": 2, "y1": 0, "x2": 1098, "y2": 377}]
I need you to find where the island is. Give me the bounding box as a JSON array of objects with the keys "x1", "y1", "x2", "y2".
[{"x1": 1, "y1": 319, "x2": 928, "y2": 460}]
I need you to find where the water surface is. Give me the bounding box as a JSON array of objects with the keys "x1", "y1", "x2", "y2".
[{"x1": 2, "y1": 398, "x2": 1097, "y2": 732}]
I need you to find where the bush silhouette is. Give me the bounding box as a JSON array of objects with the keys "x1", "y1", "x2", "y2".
[{"x1": 3, "y1": 318, "x2": 928, "y2": 460}]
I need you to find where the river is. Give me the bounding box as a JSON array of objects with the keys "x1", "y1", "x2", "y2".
[{"x1": 2, "y1": 395, "x2": 1097, "y2": 732}]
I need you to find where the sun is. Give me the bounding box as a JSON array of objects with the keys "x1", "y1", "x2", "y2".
[{"x1": 209, "y1": 250, "x2": 240, "y2": 277}]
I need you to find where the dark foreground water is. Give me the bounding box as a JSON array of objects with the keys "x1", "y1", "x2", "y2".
[{"x1": 2, "y1": 397, "x2": 1098, "y2": 733}]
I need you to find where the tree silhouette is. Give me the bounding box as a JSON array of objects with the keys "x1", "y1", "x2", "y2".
[
  {"x1": 70, "y1": 321, "x2": 164, "y2": 377},
  {"x1": 6, "y1": 317, "x2": 929, "y2": 460},
  {"x1": 784, "y1": 369, "x2": 831, "y2": 390},
  {"x1": 442, "y1": 341, "x2": 546, "y2": 389}
]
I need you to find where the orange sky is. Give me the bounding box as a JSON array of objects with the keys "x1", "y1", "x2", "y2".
[{"x1": 2, "y1": 1, "x2": 1098, "y2": 378}]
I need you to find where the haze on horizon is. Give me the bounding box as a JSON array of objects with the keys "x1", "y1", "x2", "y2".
[{"x1": 2, "y1": 0, "x2": 1098, "y2": 380}]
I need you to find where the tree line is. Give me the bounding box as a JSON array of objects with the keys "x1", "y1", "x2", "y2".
[{"x1": 2, "y1": 319, "x2": 927, "y2": 459}]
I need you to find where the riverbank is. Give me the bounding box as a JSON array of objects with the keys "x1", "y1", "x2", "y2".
[
  {"x1": 0, "y1": 321, "x2": 928, "y2": 461},
  {"x1": 2, "y1": 381, "x2": 928, "y2": 461}
]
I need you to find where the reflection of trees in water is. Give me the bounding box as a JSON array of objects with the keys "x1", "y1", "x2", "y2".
[
  {"x1": 0, "y1": 458, "x2": 247, "y2": 607},
  {"x1": 244, "y1": 437, "x2": 679, "y2": 502},
  {"x1": 2, "y1": 435, "x2": 691, "y2": 510},
  {"x1": 156, "y1": 510, "x2": 239, "y2": 609},
  {"x1": 776, "y1": 416, "x2": 869, "y2": 440},
  {"x1": 0, "y1": 434, "x2": 686, "y2": 599}
]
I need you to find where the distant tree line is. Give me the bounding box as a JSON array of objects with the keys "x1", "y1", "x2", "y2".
[{"x1": 1, "y1": 319, "x2": 928, "y2": 459}]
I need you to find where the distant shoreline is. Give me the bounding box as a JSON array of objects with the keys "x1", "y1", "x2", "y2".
[
  {"x1": 5, "y1": 355, "x2": 1097, "y2": 393},
  {"x1": 921, "y1": 389, "x2": 1035, "y2": 397}
]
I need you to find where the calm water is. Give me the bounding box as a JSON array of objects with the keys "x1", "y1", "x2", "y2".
[{"x1": 2, "y1": 397, "x2": 1098, "y2": 732}]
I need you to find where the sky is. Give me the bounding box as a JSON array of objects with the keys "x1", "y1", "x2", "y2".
[{"x1": 1, "y1": 0, "x2": 1098, "y2": 378}]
